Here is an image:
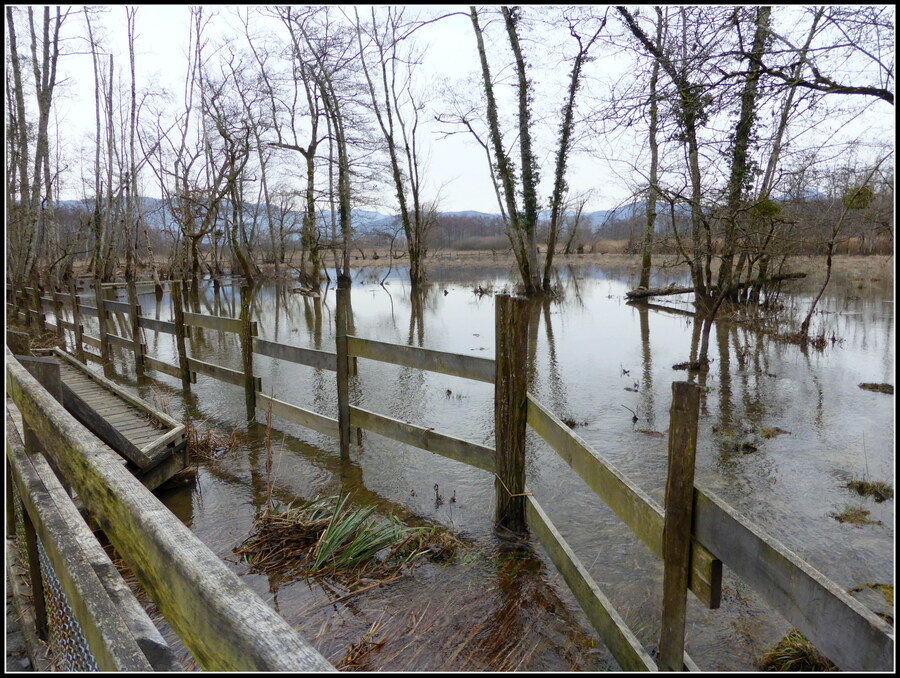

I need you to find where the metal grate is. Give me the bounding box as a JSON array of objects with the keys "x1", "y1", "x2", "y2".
[{"x1": 11, "y1": 483, "x2": 100, "y2": 671}]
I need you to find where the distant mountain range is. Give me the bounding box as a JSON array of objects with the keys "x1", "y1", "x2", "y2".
[{"x1": 53, "y1": 190, "x2": 821, "y2": 237}]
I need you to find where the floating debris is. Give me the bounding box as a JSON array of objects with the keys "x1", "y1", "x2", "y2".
[
  {"x1": 761, "y1": 427, "x2": 791, "y2": 439},
  {"x1": 858, "y1": 383, "x2": 893, "y2": 394}
]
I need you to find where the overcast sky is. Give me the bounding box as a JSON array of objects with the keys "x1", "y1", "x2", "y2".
[
  {"x1": 48, "y1": 5, "x2": 639, "y2": 214},
  {"x1": 41, "y1": 5, "x2": 895, "y2": 215}
]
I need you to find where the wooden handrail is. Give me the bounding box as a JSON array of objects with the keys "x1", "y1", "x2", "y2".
[{"x1": 6, "y1": 348, "x2": 335, "y2": 672}]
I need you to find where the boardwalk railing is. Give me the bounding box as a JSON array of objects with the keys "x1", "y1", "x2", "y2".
[
  {"x1": 6, "y1": 281, "x2": 894, "y2": 672},
  {"x1": 6, "y1": 346, "x2": 335, "y2": 672}
]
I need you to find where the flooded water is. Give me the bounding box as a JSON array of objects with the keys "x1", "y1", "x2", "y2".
[{"x1": 77, "y1": 257, "x2": 893, "y2": 670}]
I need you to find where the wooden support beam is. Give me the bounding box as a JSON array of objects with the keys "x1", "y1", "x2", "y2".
[
  {"x1": 171, "y1": 282, "x2": 191, "y2": 392},
  {"x1": 658, "y1": 381, "x2": 701, "y2": 671},
  {"x1": 94, "y1": 281, "x2": 111, "y2": 365},
  {"x1": 126, "y1": 281, "x2": 145, "y2": 378},
  {"x1": 240, "y1": 286, "x2": 256, "y2": 423},
  {"x1": 52, "y1": 290, "x2": 65, "y2": 345},
  {"x1": 335, "y1": 282, "x2": 352, "y2": 459},
  {"x1": 494, "y1": 294, "x2": 529, "y2": 533}
]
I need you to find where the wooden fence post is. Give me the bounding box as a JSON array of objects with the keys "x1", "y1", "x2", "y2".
[
  {"x1": 335, "y1": 282, "x2": 352, "y2": 459},
  {"x1": 68, "y1": 281, "x2": 86, "y2": 362},
  {"x1": 171, "y1": 281, "x2": 191, "y2": 392},
  {"x1": 658, "y1": 380, "x2": 701, "y2": 671},
  {"x1": 494, "y1": 294, "x2": 529, "y2": 534},
  {"x1": 94, "y1": 280, "x2": 111, "y2": 365},
  {"x1": 21, "y1": 505, "x2": 48, "y2": 640},
  {"x1": 240, "y1": 285, "x2": 256, "y2": 422},
  {"x1": 127, "y1": 280, "x2": 145, "y2": 378},
  {"x1": 17, "y1": 353, "x2": 61, "y2": 641},
  {"x1": 30, "y1": 283, "x2": 46, "y2": 333},
  {"x1": 7, "y1": 329, "x2": 30, "y2": 356},
  {"x1": 6, "y1": 459, "x2": 15, "y2": 537},
  {"x1": 52, "y1": 288, "x2": 65, "y2": 345}
]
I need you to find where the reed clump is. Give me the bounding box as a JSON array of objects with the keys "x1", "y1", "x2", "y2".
[
  {"x1": 235, "y1": 493, "x2": 466, "y2": 583},
  {"x1": 847, "y1": 479, "x2": 893, "y2": 503},
  {"x1": 185, "y1": 418, "x2": 244, "y2": 462},
  {"x1": 829, "y1": 504, "x2": 883, "y2": 526},
  {"x1": 759, "y1": 629, "x2": 837, "y2": 671}
]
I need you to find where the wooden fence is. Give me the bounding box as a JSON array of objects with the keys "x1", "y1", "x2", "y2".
[{"x1": 6, "y1": 281, "x2": 894, "y2": 672}]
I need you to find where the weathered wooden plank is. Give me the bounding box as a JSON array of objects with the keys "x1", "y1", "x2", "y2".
[
  {"x1": 134, "y1": 444, "x2": 189, "y2": 492},
  {"x1": 105, "y1": 300, "x2": 131, "y2": 315},
  {"x1": 82, "y1": 333, "x2": 102, "y2": 349},
  {"x1": 186, "y1": 357, "x2": 260, "y2": 390},
  {"x1": 349, "y1": 405, "x2": 495, "y2": 473},
  {"x1": 143, "y1": 355, "x2": 188, "y2": 380},
  {"x1": 527, "y1": 393, "x2": 721, "y2": 609},
  {"x1": 6, "y1": 351, "x2": 336, "y2": 672},
  {"x1": 183, "y1": 311, "x2": 255, "y2": 335},
  {"x1": 525, "y1": 494, "x2": 657, "y2": 671},
  {"x1": 78, "y1": 304, "x2": 99, "y2": 317},
  {"x1": 692, "y1": 489, "x2": 893, "y2": 670},
  {"x1": 52, "y1": 349, "x2": 181, "y2": 431},
  {"x1": 347, "y1": 336, "x2": 496, "y2": 383},
  {"x1": 61, "y1": 385, "x2": 152, "y2": 468},
  {"x1": 137, "y1": 316, "x2": 176, "y2": 335},
  {"x1": 6, "y1": 410, "x2": 159, "y2": 671},
  {"x1": 107, "y1": 333, "x2": 142, "y2": 352},
  {"x1": 659, "y1": 382, "x2": 701, "y2": 671},
  {"x1": 256, "y1": 392, "x2": 339, "y2": 439},
  {"x1": 252, "y1": 338, "x2": 336, "y2": 371}
]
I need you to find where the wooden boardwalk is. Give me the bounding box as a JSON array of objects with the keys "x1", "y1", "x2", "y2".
[{"x1": 50, "y1": 348, "x2": 187, "y2": 491}]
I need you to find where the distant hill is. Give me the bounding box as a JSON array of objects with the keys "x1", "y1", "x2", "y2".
[{"x1": 52, "y1": 192, "x2": 819, "y2": 239}]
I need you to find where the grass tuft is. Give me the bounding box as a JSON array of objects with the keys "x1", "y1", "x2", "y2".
[
  {"x1": 759, "y1": 629, "x2": 837, "y2": 671},
  {"x1": 829, "y1": 504, "x2": 883, "y2": 526},
  {"x1": 185, "y1": 417, "x2": 244, "y2": 462},
  {"x1": 234, "y1": 493, "x2": 467, "y2": 584},
  {"x1": 847, "y1": 479, "x2": 893, "y2": 503}
]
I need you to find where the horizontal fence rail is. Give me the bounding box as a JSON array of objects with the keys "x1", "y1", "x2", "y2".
[
  {"x1": 527, "y1": 394, "x2": 721, "y2": 609},
  {"x1": 6, "y1": 348, "x2": 336, "y2": 672},
  {"x1": 348, "y1": 336, "x2": 495, "y2": 383},
  {"x1": 692, "y1": 490, "x2": 894, "y2": 671}
]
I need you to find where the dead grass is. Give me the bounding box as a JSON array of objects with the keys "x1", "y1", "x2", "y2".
[
  {"x1": 830, "y1": 505, "x2": 883, "y2": 526},
  {"x1": 759, "y1": 629, "x2": 837, "y2": 671},
  {"x1": 185, "y1": 417, "x2": 245, "y2": 462},
  {"x1": 847, "y1": 479, "x2": 893, "y2": 503},
  {"x1": 233, "y1": 494, "x2": 468, "y2": 587}
]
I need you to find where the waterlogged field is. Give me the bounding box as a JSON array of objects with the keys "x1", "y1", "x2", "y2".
[{"x1": 86, "y1": 255, "x2": 893, "y2": 671}]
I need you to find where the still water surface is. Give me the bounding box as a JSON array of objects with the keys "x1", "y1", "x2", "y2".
[{"x1": 90, "y1": 259, "x2": 893, "y2": 670}]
